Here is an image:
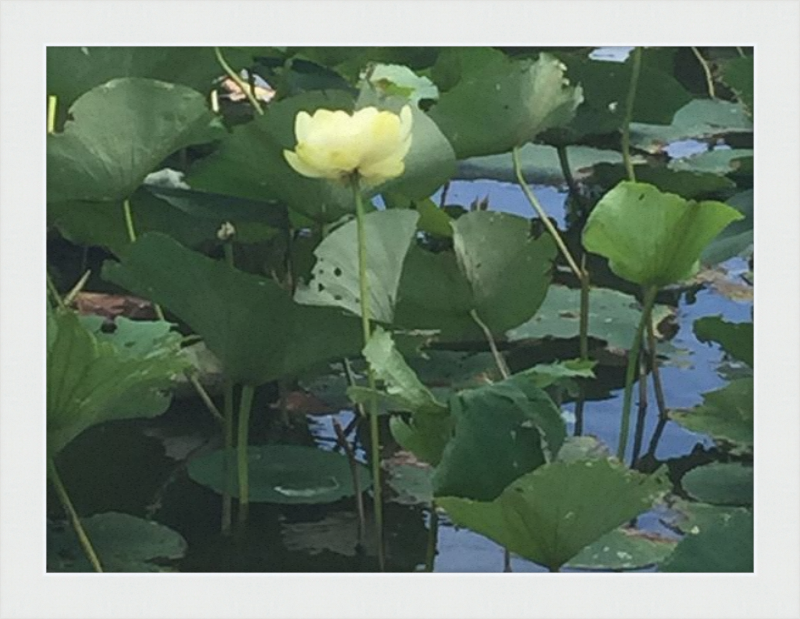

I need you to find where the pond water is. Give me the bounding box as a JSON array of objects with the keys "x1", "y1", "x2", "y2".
[{"x1": 49, "y1": 170, "x2": 751, "y2": 573}]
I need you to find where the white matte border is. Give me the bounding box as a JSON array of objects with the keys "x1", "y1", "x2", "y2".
[{"x1": 1, "y1": 1, "x2": 798, "y2": 618}]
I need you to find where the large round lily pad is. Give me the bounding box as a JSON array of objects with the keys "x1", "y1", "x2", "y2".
[{"x1": 187, "y1": 445, "x2": 371, "y2": 504}]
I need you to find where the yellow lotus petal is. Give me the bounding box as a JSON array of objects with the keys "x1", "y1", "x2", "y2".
[{"x1": 283, "y1": 149, "x2": 332, "y2": 179}]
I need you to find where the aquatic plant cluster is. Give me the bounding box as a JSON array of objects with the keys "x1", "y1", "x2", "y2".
[{"x1": 46, "y1": 46, "x2": 753, "y2": 573}]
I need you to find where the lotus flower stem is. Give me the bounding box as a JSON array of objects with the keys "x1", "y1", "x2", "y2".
[
  {"x1": 48, "y1": 459, "x2": 103, "y2": 572},
  {"x1": 621, "y1": 46, "x2": 642, "y2": 182},
  {"x1": 47, "y1": 95, "x2": 57, "y2": 134},
  {"x1": 617, "y1": 286, "x2": 658, "y2": 460},
  {"x1": 236, "y1": 384, "x2": 256, "y2": 524},
  {"x1": 352, "y1": 176, "x2": 386, "y2": 571},
  {"x1": 213, "y1": 47, "x2": 263, "y2": 116}
]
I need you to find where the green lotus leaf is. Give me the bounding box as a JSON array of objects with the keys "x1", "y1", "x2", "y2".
[
  {"x1": 668, "y1": 149, "x2": 754, "y2": 175},
  {"x1": 429, "y1": 53, "x2": 583, "y2": 159},
  {"x1": 507, "y1": 284, "x2": 672, "y2": 351},
  {"x1": 682, "y1": 463, "x2": 753, "y2": 507},
  {"x1": 47, "y1": 308, "x2": 189, "y2": 457},
  {"x1": 47, "y1": 512, "x2": 187, "y2": 572},
  {"x1": 660, "y1": 509, "x2": 753, "y2": 572},
  {"x1": 694, "y1": 316, "x2": 753, "y2": 367},
  {"x1": 187, "y1": 445, "x2": 371, "y2": 504},
  {"x1": 566, "y1": 527, "x2": 677, "y2": 571},
  {"x1": 437, "y1": 458, "x2": 667, "y2": 571},
  {"x1": 48, "y1": 78, "x2": 224, "y2": 203},
  {"x1": 589, "y1": 163, "x2": 736, "y2": 200},
  {"x1": 582, "y1": 181, "x2": 744, "y2": 287},
  {"x1": 47, "y1": 47, "x2": 223, "y2": 109},
  {"x1": 669, "y1": 378, "x2": 753, "y2": 449},
  {"x1": 701, "y1": 189, "x2": 753, "y2": 265},
  {"x1": 366, "y1": 63, "x2": 439, "y2": 104},
  {"x1": 389, "y1": 414, "x2": 454, "y2": 467},
  {"x1": 720, "y1": 55, "x2": 753, "y2": 115},
  {"x1": 432, "y1": 377, "x2": 565, "y2": 501},
  {"x1": 102, "y1": 232, "x2": 363, "y2": 386},
  {"x1": 294, "y1": 210, "x2": 419, "y2": 323}
]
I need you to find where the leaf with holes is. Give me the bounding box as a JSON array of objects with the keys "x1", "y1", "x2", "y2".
[{"x1": 294, "y1": 210, "x2": 419, "y2": 323}]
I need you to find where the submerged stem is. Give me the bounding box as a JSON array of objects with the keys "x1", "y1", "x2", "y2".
[
  {"x1": 236, "y1": 384, "x2": 256, "y2": 524},
  {"x1": 621, "y1": 47, "x2": 643, "y2": 182},
  {"x1": 352, "y1": 176, "x2": 386, "y2": 571},
  {"x1": 616, "y1": 286, "x2": 658, "y2": 461},
  {"x1": 48, "y1": 459, "x2": 103, "y2": 572}
]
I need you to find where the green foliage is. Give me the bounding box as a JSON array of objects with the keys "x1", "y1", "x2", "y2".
[
  {"x1": 660, "y1": 509, "x2": 753, "y2": 572},
  {"x1": 187, "y1": 445, "x2": 371, "y2": 504},
  {"x1": 669, "y1": 378, "x2": 753, "y2": 450},
  {"x1": 566, "y1": 527, "x2": 677, "y2": 571},
  {"x1": 47, "y1": 512, "x2": 187, "y2": 572},
  {"x1": 694, "y1": 315, "x2": 753, "y2": 367},
  {"x1": 589, "y1": 163, "x2": 736, "y2": 200},
  {"x1": 668, "y1": 149, "x2": 753, "y2": 175},
  {"x1": 681, "y1": 463, "x2": 753, "y2": 507},
  {"x1": 701, "y1": 189, "x2": 754, "y2": 264},
  {"x1": 437, "y1": 459, "x2": 667, "y2": 571},
  {"x1": 48, "y1": 78, "x2": 224, "y2": 203},
  {"x1": 507, "y1": 285, "x2": 673, "y2": 351},
  {"x1": 294, "y1": 210, "x2": 419, "y2": 323},
  {"x1": 429, "y1": 53, "x2": 583, "y2": 159},
  {"x1": 47, "y1": 307, "x2": 189, "y2": 457},
  {"x1": 582, "y1": 181, "x2": 744, "y2": 287},
  {"x1": 432, "y1": 378, "x2": 565, "y2": 501},
  {"x1": 103, "y1": 232, "x2": 363, "y2": 386},
  {"x1": 720, "y1": 55, "x2": 753, "y2": 115}
]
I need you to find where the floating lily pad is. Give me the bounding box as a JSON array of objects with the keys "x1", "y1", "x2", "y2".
[
  {"x1": 660, "y1": 509, "x2": 753, "y2": 572},
  {"x1": 429, "y1": 53, "x2": 583, "y2": 159},
  {"x1": 437, "y1": 458, "x2": 667, "y2": 571},
  {"x1": 589, "y1": 163, "x2": 736, "y2": 199},
  {"x1": 515, "y1": 359, "x2": 597, "y2": 389},
  {"x1": 630, "y1": 99, "x2": 752, "y2": 154},
  {"x1": 48, "y1": 78, "x2": 224, "y2": 203},
  {"x1": 432, "y1": 378, "x2": 565, "y2": 501},
  {"x1": 582, "y1": 181, "x2": 744, "y2": 287},
  {"x1": 47, "y1": 307, "x2": 189, "y2": 457},
  {"x1": 456, "y1": 144, "x2": 629, "y2": 185},
  {"x1": 507, "y1": 285, "x2": 672, "y2": 351},
  {"x1": 668, "y1": 149, "x2": 754, "y2": 175},
  {"x1": 694, "y1": 316, "x2": 753, "y2": 367},
  {"x1": 682, "y1": 463, "x2": 753, "y2": 507},
  {"x1": 103, "y1": 232, "x2": 363, "y2": 386},
  {"x1": 669, "y1": 378, "x2": 753, "y2": 449},
  {"x1": 47, "y1": 512, "x2": 187, "y2": 572},
  {"x1": 566, "y1": 527, "x2": 677, "y2": 571},
  {"x1": 187, "y1": 445, "x2": 371, "y2": 504},
  {"x1": 294, "y1": 210, "x2": 419, "y2": 323}
]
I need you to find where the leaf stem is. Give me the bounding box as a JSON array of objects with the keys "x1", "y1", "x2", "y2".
[
  {"x1": 63, "y1": 270, "x2": 91, "y2": 306},
  {"x1": 47, "y1": 272, "x2": 66, "y2": 311},
  {"x1": 122, "y1": 198, "x2": 166, "y2": 321},
  {"x1": 48, "y1": 459, "x2": 103, "y2": 572},
  {"x1": 691, "y1": 47, "x2": 717, "y2": 99},
  {"x1": 236, "y1": 384, "x2": 256, "y2": 524},
  {"x1": 617, "y1": 286, "x2": 658, "y2": 460},
  {"x1": 424, "y1": 508, "x2": 440, "y2": 572},
  {"x1": 555, "y1": 144, "x2": 585, "y2": 213},
  {"x1": 333, "y1": 418, "x2": 366, "y2": 549},
  {"x1": 221, "y1": 379, "x2": 235, "y2": 534},
  {"x1": 513, "y1": 146, "x2": 582, "y2": 280},
  {"x1": 469, "y1": 309, "x2": 510, "y2": 380},
  {"x1": 621, "y1": 47, "x2": 643, "y2": 182},
  {"x1": 352, "y1": 176, "x2": 386, "y2": 571},
  {"x1": 214, "y1": 47, "x2": 264, "y2": 116},
  {"x1": 189, "y1": 373, "x2": 224, "y2": 425}
]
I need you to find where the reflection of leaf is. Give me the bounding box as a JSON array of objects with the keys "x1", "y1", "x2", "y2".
[
  {"x1": 669, "y1": 378, "x2": 753, "y2": 449},
  {"x1": 582, "y1": 181, "x2": 744, "y2": 287},
  {"x1": 432, "y1": 378, "x2": 565, "y2": 501},
  {"x1": 47, "y1": 512, "x2": 187, "y2": 572},
  {"x1": 294, "y1": 210, "x2": 419, "y2": 323},
  {"x1": 48, "y1": 78, "x2": 224, "y2": 203},
  {"x1": 103, "y1": 233, "x2": 363, "y2": 386},
  {"x1": 437, "y1": 459, "x2": 667, "y2": 571},
  {"x1": 47, "y1": 308, "x2": 189, "y2": 457},
  {"x1": 694, "y1": 315, "x2": 753, "y2": 367},
  {"x1": 187, "y1": 445, "x2": 371, "y2": 504},
  {"x1": 429, "y1": 53, "x2": 583, "y2": 158},
  {"x1": 682, "y1": 463, "x2": 753, "y2": 507},
  {"x1": 660, "y1": 509, "x2": 753, "y2": 572}
]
